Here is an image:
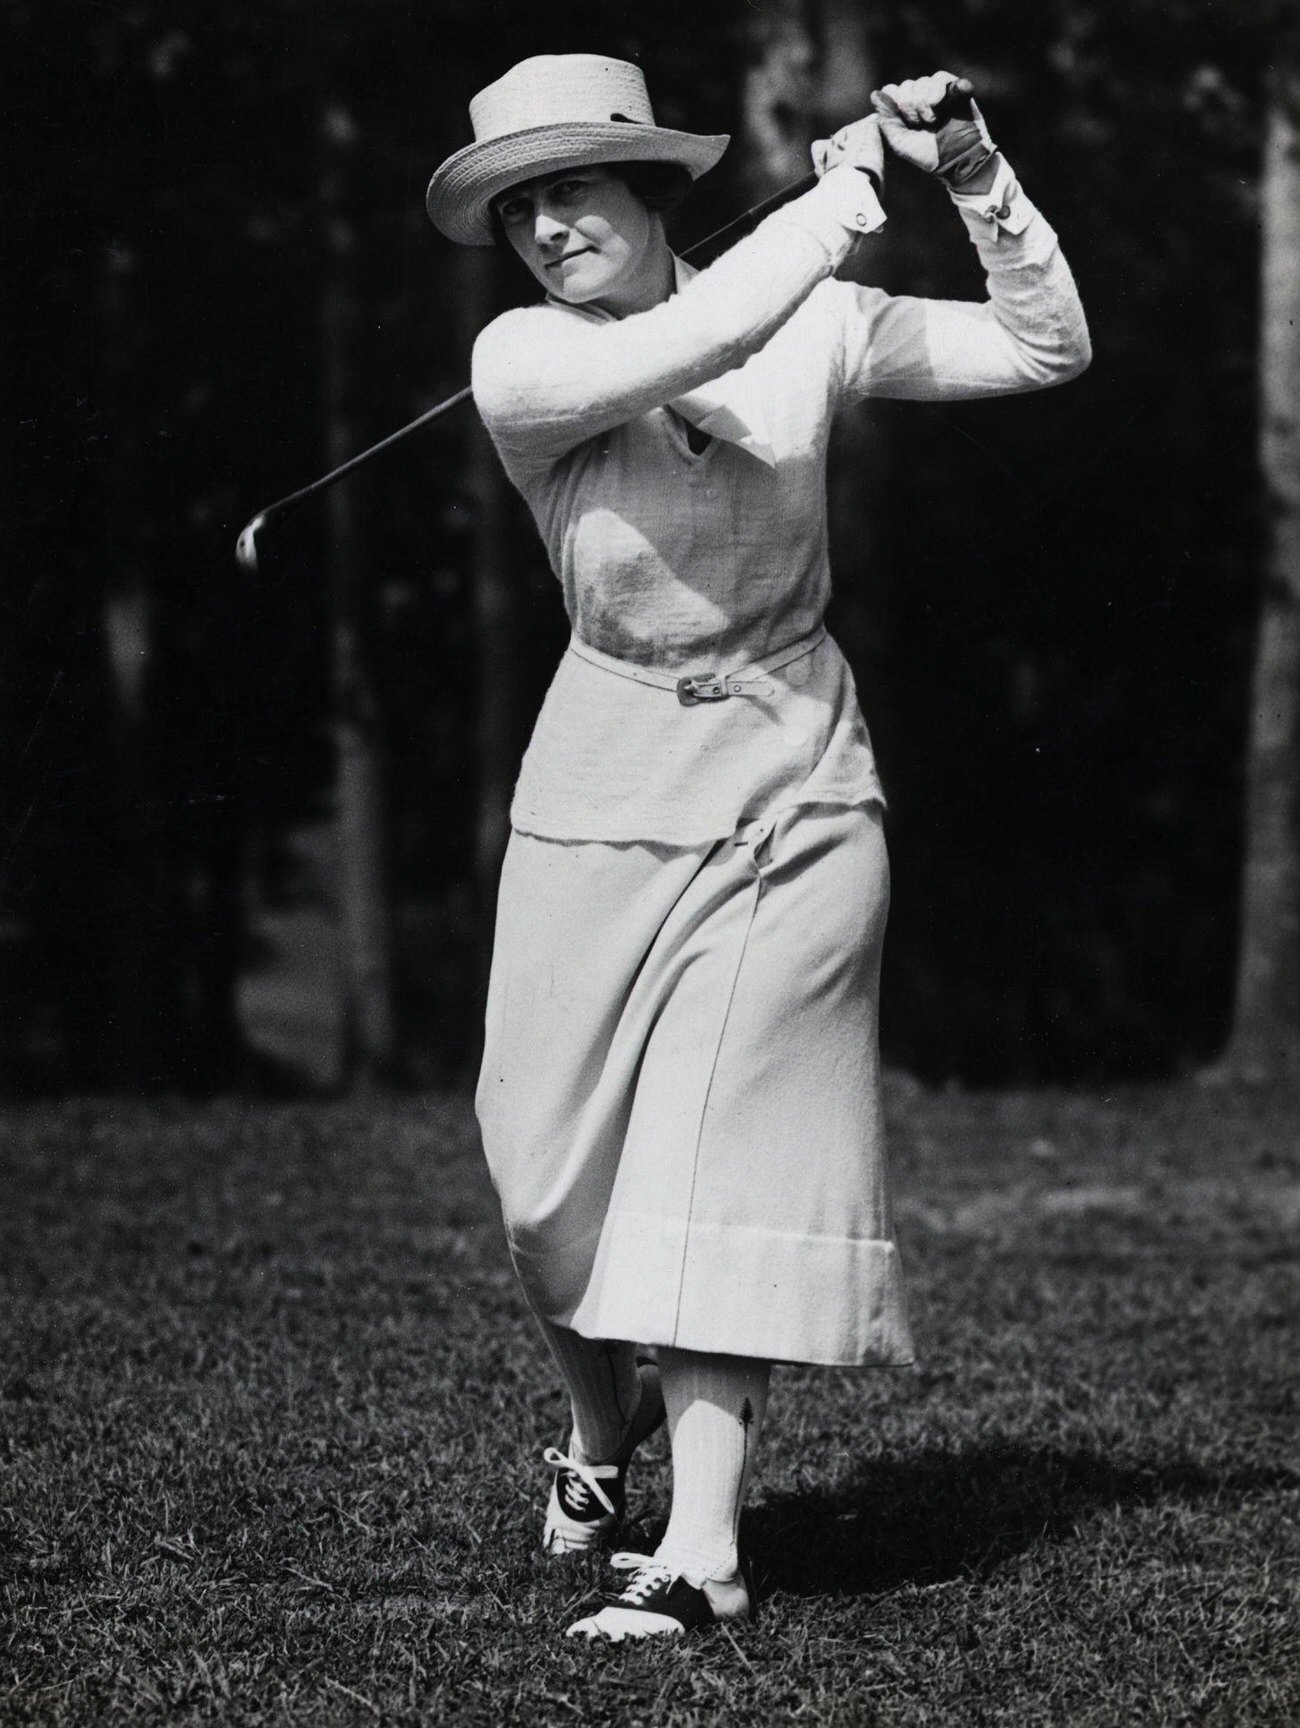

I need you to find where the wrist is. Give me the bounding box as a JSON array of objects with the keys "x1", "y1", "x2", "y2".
[
  {"x1": 786, "y1": 162, "x2": 886, "y2": 248},
  {"x1": 937, "y1": 140, "x2": 998, "y2": 193},
  {"x1": 947, "y1": 155, "x2": 1034, "y2": 236}
]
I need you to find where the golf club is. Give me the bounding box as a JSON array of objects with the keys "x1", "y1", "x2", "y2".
[
  {"x1": 234, "y1": 75, "x2": 985, "y2": 574},
  {"x1": 233, "y1": 170, "x2": 818, "y2": 573}
]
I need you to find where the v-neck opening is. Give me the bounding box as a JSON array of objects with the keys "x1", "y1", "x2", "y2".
[{"x1": 662, "y1": 408, "x2": 715, "y2": 462}]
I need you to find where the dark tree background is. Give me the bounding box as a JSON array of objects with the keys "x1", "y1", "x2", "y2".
[{"x1": 1, "y1": 0, "x2": 1271, "y2": 1092}]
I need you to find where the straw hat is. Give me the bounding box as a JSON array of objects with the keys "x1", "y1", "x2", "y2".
[{"x1": 426, "y1": 54, "x2": 730, "y2": 246}]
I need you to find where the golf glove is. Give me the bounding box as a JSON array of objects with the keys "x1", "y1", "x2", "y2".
[{"x1": 870, "y1": 72, "x2": 997, "y2": 190}]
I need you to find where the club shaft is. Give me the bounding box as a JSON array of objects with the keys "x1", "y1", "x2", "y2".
[
  {"x1": 238, "y1": 170, "x2": 818, "y2": 558},
  {"x1": 253, "y1": 385, "x2": 473, "y2": 533},
  {"x1": 682, "y1": 171, "x2": 816, "y2": 259}
]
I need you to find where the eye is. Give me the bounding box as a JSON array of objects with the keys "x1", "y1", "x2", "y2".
[
  {"x1": 496, "y1": 195, "x2": 532, "y2": 226},
  {"x1": 550, "y1": 178, "x2": 588, "y2": 201}
]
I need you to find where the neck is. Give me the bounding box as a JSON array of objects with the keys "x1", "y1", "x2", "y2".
[{"x1": 590, "y1": 227, "x2": 675, "y2": 318}]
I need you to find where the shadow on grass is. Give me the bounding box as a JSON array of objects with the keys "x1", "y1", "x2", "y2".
[{"x1": 746, "y1": 1445, "x2": 1298, "y2": 1601}]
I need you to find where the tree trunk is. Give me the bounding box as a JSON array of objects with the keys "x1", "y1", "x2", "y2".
[
  {"x1": 741, "y1": 0, "x2": 816, "y2": 200},
  {"x1": 818, "y1": 0, "x2": 876, "y2": 134},
  {"x1": 815, "y1": 0, "x2": 888, "y2": 653},
  {"x1": 815, "y1": 0, "x2": 889, "y2": 669},
  {"x1": 1225, "y1": 41, "x2": 1300, "y2": 1081},
  {"x1": 99, "y1": 240, "x2": 156, "y2": 1086},
  {"x1": 321, "y1": 101, "x2": 395, "y2": 1087}
]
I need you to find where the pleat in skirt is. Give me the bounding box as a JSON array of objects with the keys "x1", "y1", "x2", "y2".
[{"x1": 475, "y1": 801, "x2": 914, "y2": 1368}]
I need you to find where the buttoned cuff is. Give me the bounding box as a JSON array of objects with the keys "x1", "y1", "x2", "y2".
[
  {"x1": 773, "y1": 163, "x2": 887, "y2": 259},
  {"x1": 947, "y1": 155, "x2": 1033, "y2": 236}
]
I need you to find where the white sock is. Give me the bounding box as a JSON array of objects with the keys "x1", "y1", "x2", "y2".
[
  {"x1": 654, "y1": 1347, "x2": 771, "y2": 1585},
  {"x1": 534, "y1": 1318, "x2": 642, "y2": 1465}
]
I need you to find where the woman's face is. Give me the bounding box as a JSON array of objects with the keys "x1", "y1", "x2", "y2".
[{"x1": 494, "y1": 165, "x2": 671, "y2": 315}]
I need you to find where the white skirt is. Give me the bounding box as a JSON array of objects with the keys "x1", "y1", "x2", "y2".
[{"x1": 475, "y1": 801, "x2": 914, "y2": 1368}]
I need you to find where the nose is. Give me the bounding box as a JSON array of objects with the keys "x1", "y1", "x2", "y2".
[{"x1": 533, "y1": 201, "x2": 567, "y2": 249}]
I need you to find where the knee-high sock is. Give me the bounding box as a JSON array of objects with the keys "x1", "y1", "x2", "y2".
[
  {"x1": 655, "y1": 1347, "x2": 771, "y2": 1584},
  {"x1": 534, "y1": 1317, "x2": 642, "y2": 1465}
]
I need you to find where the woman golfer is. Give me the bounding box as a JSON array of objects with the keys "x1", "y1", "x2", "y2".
[{"x1": 426, "y1": 53, "x2": 1089, "y2": 1641}]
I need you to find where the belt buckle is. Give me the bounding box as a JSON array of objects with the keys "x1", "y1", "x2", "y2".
[{"x1": 676, "y1": 671, "x2": 726, "y2": 706}]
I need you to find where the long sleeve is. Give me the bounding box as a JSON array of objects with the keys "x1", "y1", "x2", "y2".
[
  {"x1": 471, "y1": 165, "x2": 885, "y2": 463},
  {"x1": 834, "y1": 169, "x2": 1091, "y2": 403}
]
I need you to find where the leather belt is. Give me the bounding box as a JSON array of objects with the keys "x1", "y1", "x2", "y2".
[{"x1": 567, "y1": 625, "x2": 826, "y2": 707}]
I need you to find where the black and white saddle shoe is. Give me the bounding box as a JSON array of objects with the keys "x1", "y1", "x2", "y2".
[
  {"x1": 541, "y1": 1361, "x2": 665, "y2": 1556},
  {"x1": 566, "y1": 1552, "x2": 752, "y2": 1642}
]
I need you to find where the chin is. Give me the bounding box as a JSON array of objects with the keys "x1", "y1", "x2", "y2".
[
  {"x1": 558, "y1": 265, "x2": 624, "y2": 304},
  {"x1": 566, "y1": 282, "x2": 617, "y2": 305}
]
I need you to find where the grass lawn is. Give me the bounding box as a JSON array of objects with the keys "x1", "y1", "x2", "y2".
[{"x1": 2, "y1": 1078, "x2": 1297, "y2": 1726}]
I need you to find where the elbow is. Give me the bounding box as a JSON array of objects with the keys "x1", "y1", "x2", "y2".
[
  {"x1": 1059, "y1": 321, "x2": 1093, "y2": 383},
  {"x1": 1013, "y1": 335, "x2": 1091, "y2": 393},
  {"x1": 1034, "y1": 314, "x2": 1093, "y2": 389}
]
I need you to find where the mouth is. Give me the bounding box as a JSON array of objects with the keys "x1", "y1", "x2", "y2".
[{"x1": 545, "y1": 246, "x2": 593, "y2": 270}]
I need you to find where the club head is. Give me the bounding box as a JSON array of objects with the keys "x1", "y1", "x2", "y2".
[{"x1": 235, "y1": 514, "x2": 265, "y2": 574}]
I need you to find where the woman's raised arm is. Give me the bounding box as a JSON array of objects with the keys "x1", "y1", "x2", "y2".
[
  {"x1": 835, "y1": 185, "x2": 1091, "y2": 402},
  {"x1": 835, "y1": 74, "x2": 1091, "y2": 401},
  {"x1": 472, "y1": 164, "x2": 885, "y2": 460}
]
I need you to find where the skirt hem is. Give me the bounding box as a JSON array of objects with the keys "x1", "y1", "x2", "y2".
[{"x1": 508, "y1": 1217, "x2": 915, "y2": 1369}]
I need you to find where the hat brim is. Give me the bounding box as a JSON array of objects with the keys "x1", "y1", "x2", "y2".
[{"x1": 426, "y1": 122, "x2": 730, "y2": 245}]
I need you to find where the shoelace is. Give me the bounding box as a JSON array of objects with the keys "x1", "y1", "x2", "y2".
[
  {"x1": 607, "y1": 1553, "x2": 677, "y2": 1605},
  {"x1": 542, "y1": 1446, "x2": 619, "y2": 1518}
]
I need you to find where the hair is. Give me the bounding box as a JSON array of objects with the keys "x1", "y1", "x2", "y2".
[
  {"x1": 488, "y1": 158, "x2": 694, "y2": 250},
  {"x1": 609, "y1": 159, "x2": 694, "y2": 216}
]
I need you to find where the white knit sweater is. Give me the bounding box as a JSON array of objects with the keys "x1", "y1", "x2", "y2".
[{"x1": 471, "y1": 163, "x2": 1090, "y2": 843}]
